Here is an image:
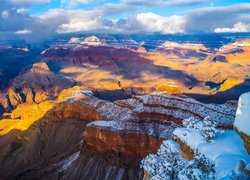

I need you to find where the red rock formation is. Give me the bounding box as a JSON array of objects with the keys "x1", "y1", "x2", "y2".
[
  {"x1": 61, "y1": 90, "x2": 236, "y2": 160},
  {"x1": 0, "y1": 62, "x2": 73, "y2": 113},
  {"x1": 84, "y1": 125, "x2": 163, "y2": 158},
  {"x1": 45, "y1": 102, "x2": 106, "y2": 122}
]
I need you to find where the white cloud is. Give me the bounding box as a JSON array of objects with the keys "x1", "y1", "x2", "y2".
[
  {"x1": 39, "y1": 4, "x2": 136, "y2": 34},
  {"x1": 119, "y1": 13, "x2": 186, "y2": 34},
  {"x1": 57, "y1": 17, "x2": 102, "y2": 33},
  {"x1": 15, "y1": 29, "x2": 32, "y2": 34},
  {"x1": 61, "y1": 0, "x2": 102, "y2": 8},
  {"x1": 34, "y1": 3, "x2": 250, "y2": 35},
  {"x1": 16, "y1": 8, "x2": 28, "y2": 14},
  {"x1": 214, "y1": 22, "x2": 250, "y2": 33},
  {"x1": 51, "y1": 11, "x2": 186, "y2": 34},
  {"x1": 37, "y1": 9, "x2": 104, "y2": 34},
  {"x1": 122, "y1": 0, "x2": 211, "y2": 6}
]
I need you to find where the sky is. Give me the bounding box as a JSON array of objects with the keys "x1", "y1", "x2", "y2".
[{"x1": 1, "y1": 0, "x2": 250, "y2": 41}]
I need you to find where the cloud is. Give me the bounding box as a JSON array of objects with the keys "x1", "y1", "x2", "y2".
[
  {"x1": 0, "y1": 8, "x2": 33, "y2": 32},
  {"x1": 51, "y1": 11, "x2": 186, "y2": 34},
  {"x1": 0, "y1": 1, "x2": 135, "y2": 39},
  {"x1": 214, "y1": 22, "x2": 250, "y2": 33},
  {"x1": 61, "y1": 0, "x2": 102, "y2": 8},
  {"x1": 115, "y1": 13, "x2": 186, "y2": 34},
  {"x1": 122, "y1": 0, "x2": 212, "y2": 6},
  {"x1": 1, "y1": 1, "x2": 250, "y2": 42},
  {"x1": 186, "y1": 3, "x2": 250, "y2": 33},
  {"x1": 37, "y1": 3, "x2": 250, "y2": 36},
  {"x1": 43, "y1": 3, "x2": 136, "y2": 34},
  {"x1": 15, "y1": 29, "x2": 32, "y2": 34}
]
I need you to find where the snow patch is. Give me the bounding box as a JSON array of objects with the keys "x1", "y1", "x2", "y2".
[
  {"x1": 234, "y1": 92, "x2": 250, "y2": 136},
  {"x1": 174, "y1": 128, "x2": 206, "y2": 149}
]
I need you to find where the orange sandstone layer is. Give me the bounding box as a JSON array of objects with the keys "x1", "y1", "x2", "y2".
[{"x1": 84, "y1": 126, "x2": 163, "y2": 158}]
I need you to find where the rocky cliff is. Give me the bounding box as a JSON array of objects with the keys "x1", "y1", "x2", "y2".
[{"x1": 0, "y1": 89, "x2": 237, "y2": 179}]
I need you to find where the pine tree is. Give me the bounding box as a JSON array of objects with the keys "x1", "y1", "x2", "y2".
[
  {"x1": 141, "y1": 140, "x2": 187, "y2": 179},
  {"x1": 183, "y1": 117, "x2": 202, "y2": 129},
  {"x1": 178, "y1": 151, "x2": 215, "y2": 180},
  {"x1": 201, "y1": 116, "x2": 224, "y2": 142},
  {"x1": 183, "y1": 116, "x2": 224, "y2": 142}
]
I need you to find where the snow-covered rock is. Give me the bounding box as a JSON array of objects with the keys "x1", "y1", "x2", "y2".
[
  {"x1": 68, "y1": 37, "x2": 82, "y2": 44},
  {"x1": 174, "y1": 128, "x2": 206, "y2": 150},
  {"x1": 83, "y1": 36, "x2": 101, "y2": 44},
  {"x1": 62, "y1": 36, "x2": 107, "y2": 50},
  {"x1": 174, "y1": 128, "x2": 250, "y2": 179},
  {"x1": 234, "y1": 92, "x2": 250, "y2": 136},
  {"x1": 161, "y1": 41, "x2": 207, "y2": 50}
]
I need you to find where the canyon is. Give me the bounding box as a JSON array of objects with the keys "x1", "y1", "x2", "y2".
[
  {"x1": 0, "y1": 34, "x2": 250, "y2": 179},
  {"x1": 0, "y1": 89, "x2": 237, "y2": 179}
]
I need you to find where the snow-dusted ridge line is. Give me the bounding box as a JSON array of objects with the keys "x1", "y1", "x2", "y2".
[
  {"x1": 87, "y1": 120, "x2": 173, "y2": 138},
  {"x1": 61, "y1": 90, "x2": 236, "y2": 139},
  {"x1": 130, "y1": 93, "x2": 236, "y2": 125}
]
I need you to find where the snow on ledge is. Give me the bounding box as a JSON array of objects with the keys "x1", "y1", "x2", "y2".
[
  {"x1": 174, "y1": 128, "x2": 250, "y2": 179},
  {"x1": 234, "y1": 92, "x2": 250, "y2": 136},
  {"x1": 173, "y1": 128, "x2": 206, "y2": 150}
]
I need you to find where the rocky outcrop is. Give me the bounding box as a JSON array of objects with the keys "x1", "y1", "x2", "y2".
[
  {"x1": 84, "y1": 36, "x2": 101, "y2": 43},
  {"x1": 12, "y1": 62, "x2": 72, "y2": 89},
  {"x1": 218, "y1": 77, "x2": 244, "y2": 92},
  {"x1": 45, "y1": 102, "x2": 106, "y2": 122},
  {"x1": 0, "y1": 62, "x2": 73, "y2": 115},
  {"x1": 234, "y1": 92, "x2": 250, "y2": 154},
  {"x1": 156, "y1": 84, "x2": 182, "y2": 95},
  {"x1": 61, "y1": 91, "x2": 236, "y2": 179},
  {"x1": 0, "y1": 46, "x2": 40, "y2": 90},
  {"x1": 173, "y1": 135, "x2": 194, "y2": 160},
  {"x1": 84, "y1": 123, "x2": 163, "y2": 157}
]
